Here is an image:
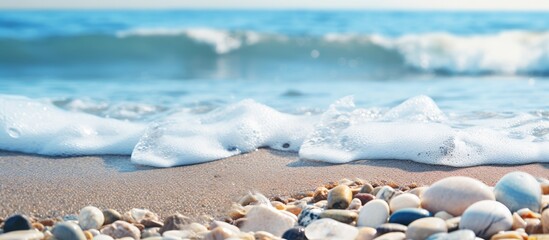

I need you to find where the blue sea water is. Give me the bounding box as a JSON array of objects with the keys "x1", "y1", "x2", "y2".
[{"x1": 0, "y1": 10, "x2": 548, "y2": 167}]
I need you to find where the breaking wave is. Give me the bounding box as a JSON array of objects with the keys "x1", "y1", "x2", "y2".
[{"x1": 2, "y1": 28, "x2": 549, "y2": 76}]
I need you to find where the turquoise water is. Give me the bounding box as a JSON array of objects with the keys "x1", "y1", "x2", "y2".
[{"x1": 0, "y1": 11, "x2": 548, "y2": 166}]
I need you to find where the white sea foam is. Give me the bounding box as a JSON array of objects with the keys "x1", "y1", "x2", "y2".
[
  {"x1": 0, "y1": 95, "x2": 145, "y2": 155},
  {"x1": 131, "y1": 99, "x2": 315, "y2": 167},
  {"x1": 1, "y1": 95, "x2": 548, "y2": 167}
]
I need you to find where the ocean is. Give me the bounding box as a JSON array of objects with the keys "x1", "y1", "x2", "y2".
[{"x1": 0, "y1": 10, "x2": 548, "y2": 167}]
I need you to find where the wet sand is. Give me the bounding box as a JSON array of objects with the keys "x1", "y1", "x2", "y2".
[{"x1": 1, "y1": 149, "x2": 548, "y2": 220}]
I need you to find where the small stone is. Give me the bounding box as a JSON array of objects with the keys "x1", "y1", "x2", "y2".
[
  {"x1": 361, "y1": 183, "x2": 374, "y2": 194},
  {"x1": 445, "y1": 217, "x2": 461, "y2": 232},
  {"x1": 271, "y1": 201, "x2": 286, "y2": 210},
  {"x1": 389, "y1": 193, "x2": 421, "y2": 212},
  {"x1": 209, "y1": 220, "x2": 240, "y2": 234},
  {"x1": 327, "y1": 185, "x2": 353, "y2": 209},
  {"x1": 305, "y1": 218, "x2": 359, "y2": 240},
  {"x1": 163, "y1": 230, "x2": 196, "y2": 239},
  {"x1": 31, "y1": 223, "x2": 44, "y2": 232},
  {"x1": 79, "y1": 206, "x2": 105, "y2": 230},
  {"x1": 124, "y1": 208, "x2": 158, "y2": 223},
  {"x1": 239, "y1": 205, "x2": 296, "y2": 237},
  {"x1": 102, "y1": 209, "x2": 122, "y2": 225},
  {"x1": 459, "y1": 200, "x2": 512, "y2": 239},
  {"x1": 88, "y1": 229, "x2": 100, "y2": 236},
  {"x1": 526, "y1": 218, "x2": 544, "y2": 235},
  {"x1": 376, "y1": 186, "x2": 397, "y2": 202},
  {"x1": 421, "y1": 176, "x2": 494, "y2": 216},
  {"x1": 355, "y1": 193, "x2": 376, "y2": 205},
  {"x1": 203, "y1": 226, "x2": 237, "y2": 240},
  {"x1": 52, "y1": 222, "x2": 87, "y2": 240},
  {"x1": 319, "y1": 209, "x2": 358, "y2": 224},
  {"x1": 314, "y1": 200, "x2": 328, "y2": 208},
  {"x1": 39, "y1": 219, "x2": 55, "y2": 227},
  {"x1": 297, "y1": 206, "x2": 322, "y2": 227},
  {"x1": 140, "y1": 218, "x2": 164, "y2": 228},
  {"x1": 100, "y1": 220, "x2": 141, "y2": 240},
  {"x1": 543, "y1": 208, "x2": 549, "y2": 233},
  {"x1": 0, "y1": 229, "x2": 44, "y2": 240},
  {"x1": 281, "y1": 227, "x2": 307, "y2": 240},
  {"x1": 142, "y1": 227, "x2": 161, "y2": 238},
  {"x1": 92, "y1": 235, "x2": 114, "y2": 240},
  {"x1": 494, "y1": 171, "x2": 542, "y2": 213},
  {"x1": 389, "y1": 208, "x2": 431, "y2": 226},
  {"x1": 159, "y1": 214, "x2": 192, "y2": 234},
  {"x1": 409, "y1": 187, "x2": 428, "y2": 198},
  {"x1": 373, "y1": 232, "x2": 406, "y2": 240},
  {"x1": 426, "y1": 229, "x2": 475, "y2": 240},
  {"x1": 433, "y1": 211, "x2": 453, "y2": 221},
  {"x1": 2, "y1": 214, "x2": 32, "y2": 233},
  {"x1": 355, "y1": 227, "x2": 377, "y2": 240},
  {"x1": 348, "y1": 198, "x2": 363, "y2": 210},
  {"x1": 133, "y1": 223, "x2": 145, "y2": 232},
  {"x1": 313, "y1": 187, "x2": 329, "y2": 202},
  {"x1": 83, "y1": 230, "x2": 93, "y2": 240},
  {"x1": 490, "y1": 230, "x2": 528, "y2": 240},
  {"x1": 376, "y1": 223, "x2": 407, "y2": 235},
  {"x1": 405, "y1": 217, "x2": 447, "y2": 240},
  {"x1": 518, "y1": 208, "x2": 541, "y2": 218},
  {"x1": 286, "y1": 205, "x2": 303, "y2": 216},
  {"x1": 358, "y1": 199, "x2": 390, "y2": 228},
  {"x1": 513, "y1": 212, "x2": 527, "y2": 230}
]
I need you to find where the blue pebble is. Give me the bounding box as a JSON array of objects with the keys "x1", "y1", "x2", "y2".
[
  {"x1": 388, "y1": 208, "x2": 430, "y2": 226},
  {"x1": 494, "y1": 171, "x2": 541, "y2": 212},
  {"x1": 2, "y1": 214, "x2": 32, "y2": 233},
  {"x1": 282, "y1": 227, "x2": 308, "y2": 240}
]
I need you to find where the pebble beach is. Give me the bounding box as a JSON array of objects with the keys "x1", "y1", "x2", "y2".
[{"x1": 2, "y1": 149, "x2": 549, "y2": 240}]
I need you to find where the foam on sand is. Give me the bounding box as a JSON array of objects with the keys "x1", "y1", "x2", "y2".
[{"x1": 1, "y1": 95, "x2": 548, "y2": 167}]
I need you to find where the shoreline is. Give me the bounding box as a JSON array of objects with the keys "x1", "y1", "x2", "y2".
[{"x1": 1, "y1": 149, "x2": 548, "y2": 220}]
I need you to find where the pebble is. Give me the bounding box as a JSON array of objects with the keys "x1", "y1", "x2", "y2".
[
  {"x1": 360, "y1": 183, "x2": 374, "y2": 194},
  {"x1": 425, "y1": 229, "x2": 476, "y2": 240},
  {"x1": 52, "y1": 222, "x2": 87, "y2": 240},
  {"x1": 494, "y1": 171, "x2": 542, "y2": 213},
  {"x1": 124, "y1": 208, "x2": 158, "y2": 223},
  {"x1": 405, "y1": 217, "x2": 447, "y2": 240},
  {"x1": 356, "y1": 227, "x2": 377, "y2": 240},
  {"x1": 102, "y1": 209, "x2": 122, "y2": 225},
  {"x1": 281, "y1": 227, "x2": 307, "y2": 240},
  {"x1": 159, "y1": 214, "x2": 192, "y2": 234},
  {"x1": 348, "y1": 198, "x2": 363, "y2": 210},
  {"x1": 79, "y1": 206, "x2": 105, "y2": 230},
  {"x1": 92, "y1": 235, "x2": 114, "y2": 240},
  {"x1": 389, "y1": 193, "x2": 421, "y2": 212},
  {"x1": 409, "y1": 187, "x2": 428, "y2": 198},
  {"x1": 2, "y1": 214, "x2": 32, "y2": 233},
  {"x1": 239, "y1": 205, "x2": 296, "y2": 237},
  {"x1": 459, "y1": 200, "x2": 512, "y2": 239},
  {"x1": 84, "y1": 230, "x2": 93, "y2": 240},
  {"x1": 141, "y1": 227, "x2": 161, "y2": 238},
  {"x1": 39, "y1": 219, "x2": 55, "y2": 227},
  {"x1": 376, "y1": 186, "x2": 397, "y2": 202},
  {"x1": 163, "y1": 230, "x2": 196, "y2": 239},
  {"x1": 373, "y1": 232, "x2": 406, "y2": 240},
  {"x1": 305, "y1": 218, "x2": 359, "y2": 240},
  {"x1": 100, "y1": 220, "x2": 141, "y2": 239},
  {"x1": 526, "y1": 218, "x2": 544, "y2": 234},
  {"x1": 490, "y1": 230, "x2": 528, "y2": 240},
  {"x1": 140, "y1": 218, "x2": 164, "y2": 228},
  {"x1": 31, "y1": 222, "x2": 44, "y2": 232},
  {"x1": 0, "y1": 230, "x2": 44, "y2": 240},
  {"x1": 327, "y1": 185, "x2": 353, "y2": 209},
  {"x1": 355, "y1": 193, "x2": 376, "y2": 205},
  {"x1": 376, "y1": 223, "x2": 407, "y2": 235},
  {"x1": 320, "y1": 209, "x2": 358, "y2": 224},
  {"x1": 297, "y1": 206, "x2": 323, "y2": 227},
  {"x1": 421, "y1": 176, "x2": 495, "y2": 216},
  {"x1": 389, "y1": 208, "x2": 431, "y2": 226},
  {"x1": 433, "y1": 211, "x2": 453, "y2": 221},
  {"x1": 358, "y1": 199, "x2": 390, "y2": 228},
  {"x1": 513, "y1": 212, "x2": 527, "y2": 230},
  {"x1": 542, "y1": 208, "x2": 549, "y2": 233},
  {"x1": 313, "y1": 187, "x2": 329, "y2": 202},
  {"x1": 444, "y1": 217, "x2": 461, "y2": 232}
]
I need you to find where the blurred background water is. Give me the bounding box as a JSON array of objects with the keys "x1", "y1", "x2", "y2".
[{"x1": 0, "y1": 10, "x2": 548, "y2": 118}]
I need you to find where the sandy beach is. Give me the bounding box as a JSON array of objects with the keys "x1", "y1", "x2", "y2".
[{"x1": 1, "y1": 149, "x2": 548, "y2": 220}]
